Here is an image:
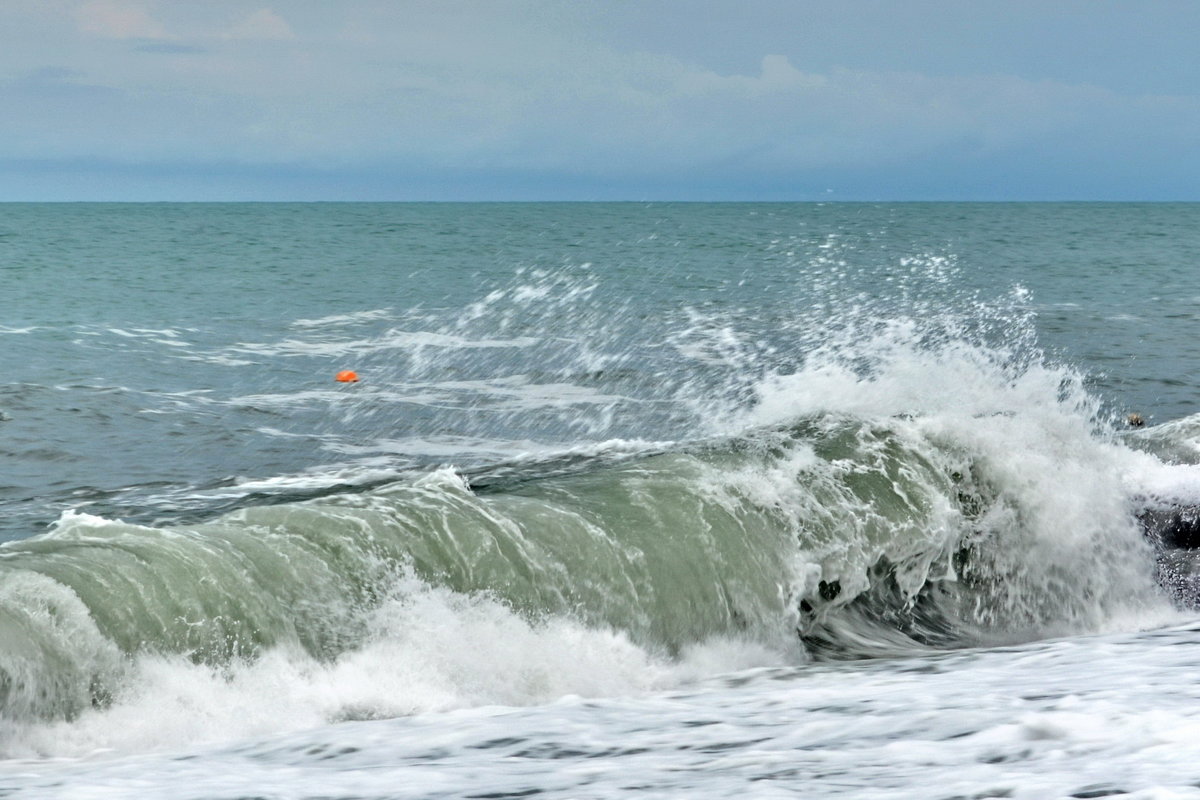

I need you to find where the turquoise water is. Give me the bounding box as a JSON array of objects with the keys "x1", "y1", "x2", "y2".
[
  {"x1": 4, "y1": 202, "x2": 1198, "y2": 538},
  {"x1": 3, "y1": 203, "x2": 1200, "y2": 796}
]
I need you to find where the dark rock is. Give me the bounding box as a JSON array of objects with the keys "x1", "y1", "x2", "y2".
[
  {"x1": 1139, "y1": 503, "x2": 1200, "y2": 605},
  {"x1": 1140, "y1": 505, "x2": 1200, "y2": 550}
]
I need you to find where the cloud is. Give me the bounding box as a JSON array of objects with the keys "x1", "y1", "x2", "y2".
[
  {"x1": 14, "y1": 66, "x2": 82, "y2": 85},
  {"x1": 75, "y1": 0, "x2": 167, "y2": 39},
  {"x1": 5, "y1": 65, "x2": 119, "y2": 100},
  {"x1": 224, "y1": 8, "x2": 295, "y2": 41},
  {"x1": 133, "y1": 41, "x2": 206, "y2": 55},
  {"x1": 4, "y1": 2, "x2": 1199, "y2": 198}
]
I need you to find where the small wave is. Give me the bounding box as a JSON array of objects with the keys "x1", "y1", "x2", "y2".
[
  {"x1": 291, "y1": 308, "x2": 394, "y2": 329},
  {"x1": 228, "y1": 330, "x2": 540, "y2": 359}
]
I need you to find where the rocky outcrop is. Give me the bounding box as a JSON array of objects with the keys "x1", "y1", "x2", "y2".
[{"x1": 1139, "y1": 504, "x2": 1200, "y2": 605}]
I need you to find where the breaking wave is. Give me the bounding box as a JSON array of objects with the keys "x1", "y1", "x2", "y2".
[{"x1": 0, "y1": 258, "x2": 1192, "y2": 757}]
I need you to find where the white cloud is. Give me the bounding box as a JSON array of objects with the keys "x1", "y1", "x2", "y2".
[
  {"x1": 224, "y1": 8, "x2": 295, "y2": 41},
  {"x1": 75, "y1": 0, "x2": 167, "y2": 39}
]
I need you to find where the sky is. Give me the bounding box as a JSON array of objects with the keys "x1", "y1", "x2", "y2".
[{"x1": 1, "y1": 0, "x2": 1198, "y2": 201}]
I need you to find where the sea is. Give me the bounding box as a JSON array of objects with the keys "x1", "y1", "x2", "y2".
[{"x1": 2, "y1": 202, "x2": 1200, "y2": 798}]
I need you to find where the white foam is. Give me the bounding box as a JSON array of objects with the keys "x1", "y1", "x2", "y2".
[
  {"x1": 101, "y1": 327, "x2": 192, "y2": 348},
  {"x1": 1129, "y1": 462, "x2": 1200, "y2": 507},
  {"x1": 227, "y1": 329, "x2": 540, "y2": 359},
  {"x1": 291, "y1": 308, "x2": 393, "y2": 329},
  {"x1": 0, "y1": 576, "x2": 787, "y2": 759},
  {"x1": 227, "y1": 377, "x2": 633, "y2": 418},
  {"x1": 10, "y1": 624, "x2": 1200, "y2": 798},
  {"x1": 714, "y1": 312, "x2": 1176, "y2": 639}
]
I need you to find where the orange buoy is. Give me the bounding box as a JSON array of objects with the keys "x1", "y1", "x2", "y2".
[{"x1": 335, "y1": 370, "x2": 359, "y2": 383}]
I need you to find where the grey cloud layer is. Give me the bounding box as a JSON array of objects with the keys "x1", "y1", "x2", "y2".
[{"x1": 1, "y1": 1, "x2": 1197, "y2": 198}]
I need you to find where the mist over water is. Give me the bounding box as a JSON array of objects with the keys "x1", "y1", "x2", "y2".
[{"x1": 3, "y1": 203, "x2": 1200, "y2": 795}]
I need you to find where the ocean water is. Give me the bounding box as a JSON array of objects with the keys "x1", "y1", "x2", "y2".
[{"x1": 2, "y1": 202, "x2": 1200, "y2": 797}]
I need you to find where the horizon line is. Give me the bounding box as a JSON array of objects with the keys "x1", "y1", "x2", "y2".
[{"x1": 3, "y1": 198, "x2": 1199, "y2": 204}]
